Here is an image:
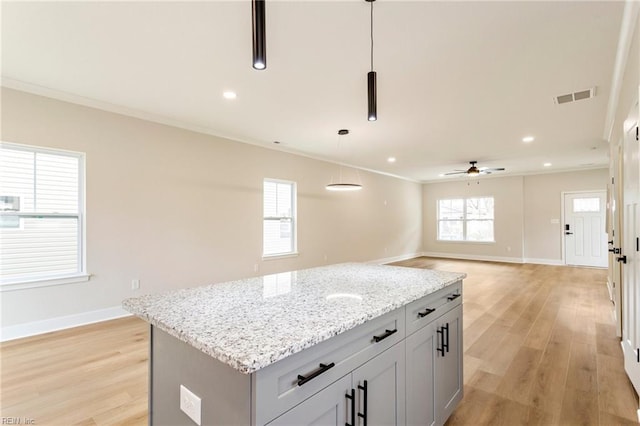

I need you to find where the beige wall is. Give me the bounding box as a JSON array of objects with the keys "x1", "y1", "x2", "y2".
[
  {"x1": 423, "y1": 169, "x2": 608, "y2": 263},
  {"x1": 523, "y1": 169, "x2": 609, "y2": 262},
  {"x1": 422, "y1": 176, "x2": 525, "y2": 261},
  {"x1": 0, "y1": 88, "x2": 423, "y2": 327}
]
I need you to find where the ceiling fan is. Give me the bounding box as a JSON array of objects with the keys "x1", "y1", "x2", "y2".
[{"x1": 444, "y1": 161, "x2": 505, "y2": 176}]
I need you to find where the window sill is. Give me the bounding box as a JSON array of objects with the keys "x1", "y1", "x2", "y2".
[
  {"x1": 262, "y1": 252, "x2": 299, "y2": 261},
  {"x1": 436, "y1": 240, "x2": 496, "y2": 245},
  {"x1": 0, "y1": 273, "x2": 92, "y2": 292}
]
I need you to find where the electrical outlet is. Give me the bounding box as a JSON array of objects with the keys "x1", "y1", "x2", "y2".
[
  {"x1": 180, "y1": 385, "x2": 201, "y2": 425},
  {"x1": 131, "y1": 279, "x2": 140, "y2": 290}
]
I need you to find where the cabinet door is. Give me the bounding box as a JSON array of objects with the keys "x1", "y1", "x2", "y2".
[
  {"x1": 352, "y1": 342, "x2": 405, "y2": 426},
  {"x1": 435, "y1": 304, "x2": 463, "y2": 425},
  {"x1": 267, "y1": 375, "x2": 352, "y2": 426},
  {"x1": 405, "y1": 322, "x2": 436, "y2": 426}
]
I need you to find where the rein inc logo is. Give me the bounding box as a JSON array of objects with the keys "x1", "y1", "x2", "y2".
[{"x1": 1, "y1": 418, "x2": 35, "y2": 425}]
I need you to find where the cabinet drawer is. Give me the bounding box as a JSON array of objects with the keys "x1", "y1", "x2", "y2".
[
  {"x1": 405, "y1": 281, "x2": 462, "y2": 336},
  {"x1": 253, "y1": 308, "x2": 405, "y2": 425}
]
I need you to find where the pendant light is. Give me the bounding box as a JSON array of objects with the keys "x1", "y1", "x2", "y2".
[
  {"x1": 366, "y1": 0, "x2": 377, "y2": 121},
  {"x1": 326, "y1": 129, "x2": 363, "y2": 191},
  {"x1": 252, "y1": 0, "x2": 266, "y2": 70}
]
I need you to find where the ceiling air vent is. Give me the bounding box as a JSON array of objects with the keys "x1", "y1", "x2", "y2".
[{"x1": 554, "y1": 87, "x2": 596, "y2": 105}]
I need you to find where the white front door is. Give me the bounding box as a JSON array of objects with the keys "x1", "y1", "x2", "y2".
[{"x1": 564, "y1": 191, "x2": 607, "y2": 267}]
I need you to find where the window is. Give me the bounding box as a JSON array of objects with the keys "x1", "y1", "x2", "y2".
[
  {"x1": 437, "y1": 197, "x2": 494, "y2": 242},
  {"x1": 0, "y1": 142, "x2": 86, "y2": 288},
  {"x1": 573, "y1": 197, "x2": 600, "y2": 212},
  {"x1": 263, "y1": 179, "x2": 296, "y2": 257}
]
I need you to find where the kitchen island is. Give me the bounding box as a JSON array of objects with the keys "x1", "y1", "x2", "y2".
[{"x1": 123, "y1": 262, "x2": 465, "y2": 426}]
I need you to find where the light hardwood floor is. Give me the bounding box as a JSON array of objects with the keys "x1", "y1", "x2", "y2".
[{"x1": 1, "y1": 258, "x2": 638, "y2": 425}]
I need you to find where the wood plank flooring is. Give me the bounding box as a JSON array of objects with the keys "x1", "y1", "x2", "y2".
[
  {"x1": 391, "y1": 257, "x2": 640, "y2": 425},
  {"x1": 1, "y1": 258, "x2": 638, "y2": 425}
]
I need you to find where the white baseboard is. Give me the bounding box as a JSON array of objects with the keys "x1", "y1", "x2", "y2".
[
  {"x1": 369, "y1": 252, "x2": 424, "y2": 265},
  {"x1": 420, "y1": 251, "x2": 524, "y2": 264},
  {"x1": 0, "y1": 306, "x2": 131, "y2": 342},
  {"x1": 523, "y1": 258, "x2": 564, "y2": 266}
]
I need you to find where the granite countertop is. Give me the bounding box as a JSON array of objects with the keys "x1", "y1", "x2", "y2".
[{"x1": 122, "y1": 263, "x2": 465, "y2": 374}]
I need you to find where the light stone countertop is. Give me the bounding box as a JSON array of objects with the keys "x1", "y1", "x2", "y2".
[{"x1": 122, "y1": 263, "x2": 465, "y2": 374}]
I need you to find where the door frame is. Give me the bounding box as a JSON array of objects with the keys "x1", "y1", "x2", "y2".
[{"x1": 560, "y1": 189, "x2": 608, "y2": 267}]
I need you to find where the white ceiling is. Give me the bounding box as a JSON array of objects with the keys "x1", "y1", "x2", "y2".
[{"x1": 1, "y1": 1, "x2": 625, "y2": 182}]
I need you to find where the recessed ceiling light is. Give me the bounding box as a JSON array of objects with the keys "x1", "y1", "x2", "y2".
[
  {"x1": 438, "y1": 173, "x2": 445, "y2": 177},
  {"x1": 387, "y1": 157, "x2": 396, "y2": 163},
  {"x1": 543, "y1": 162, "x2": 552, "y2": 167},
  {"x1": 522, "y1": 136, "x2": 535, "y2": 143},
  {"x1": 223, "y1": 91, "x2": 237, "y2": 99}
]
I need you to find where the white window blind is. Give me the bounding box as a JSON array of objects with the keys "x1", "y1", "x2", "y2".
[
  {"x1": 0, "y1": 143, "x2": 85, "y2": 285},
  {"x1": 263, "y1": 179, "x2": 296, "y2": 257},
  {"x1": 437, "y1": 197, "x2": 494, "y2": 242}
]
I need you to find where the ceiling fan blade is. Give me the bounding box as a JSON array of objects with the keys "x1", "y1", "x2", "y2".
[
  {"x1": 484, "y1": 167, "x2": 505, "y2": 172},
  {"x1": 444, "y1": 171, "x2": 467, "y2": 175}
]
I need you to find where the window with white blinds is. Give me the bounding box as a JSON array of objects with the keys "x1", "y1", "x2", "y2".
[
  {"x1": 0, "y1": 142, "x2": 85, "y2": 286},
  {"x1": 263, "y1": 179, "x2": 296, "y2": 257}
]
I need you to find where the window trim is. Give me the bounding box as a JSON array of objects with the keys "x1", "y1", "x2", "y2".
[
  {"x1": 437, "y1": 196, "x2": 495, "y2": 243},
  {"x1": 262, "y1": 178, "x2": 297, "y2": 258},
  {"x1": 0, "y1": 142, "x2": 88, "y2": 290}
]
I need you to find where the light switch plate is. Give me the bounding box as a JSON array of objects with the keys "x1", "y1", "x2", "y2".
[{"x1": 180, "y1": 385, "x2": 201, "y2": 425}]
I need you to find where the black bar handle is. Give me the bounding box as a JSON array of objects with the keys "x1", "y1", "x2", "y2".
[
  {"x1": 373, "y1": 328, "x2": 397, "y2": 343},
  {"x1": 345, "y1": 388, "x2": 355, "y2": 426},
  {"x1": 447, "y1": 293, "x2": 461, "y2": 301},
  {"x1": 608, "y1": 248, "x2": 616, "y2": 253},
  {"x1": 357, "y1": 380, "x2": 367, "y2": 426},
  {"x1": 608, "y1": 240, "x2": 614, "y2": 245},
  {"x1": 436, "y1": 327, "x2": 445, "y2": 356},
  {"x1": 444, "y1": 323, "x2": 450, "y2": 353},
  {"x1": 637, "y1": 348, "x2": 639, "y2": 363},
  {"x1": 297, "y1": 362, "x2": 335, "y2": 386},
  {"x1": 565, "y1": 232, "x2": 573, "y2": 235},
  {"x1": 418, "y1": 308, "x2": 436, "y2": 318},
  {"x1": 617, "y1": 255, "x2": 627, "y2": 264}
]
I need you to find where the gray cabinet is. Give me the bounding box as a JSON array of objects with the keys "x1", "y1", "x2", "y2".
[
  {"x1": 434, "y1": 304, "x2": 463, "y2": 425},
  {"x1": 405, "y1": 323, "x2": 436, "y2": 426},
  {"x1": 267, "y1": 375, "x2": 351, "y2": 426},
  {"x1": 270, "y1": 342, "x2": 406, "y2": 426},
  {"x1": 352, "y1": 342, "x2": 406, "y2": 426},
  {"x1": 405, "y1": 288, "x2": 463, "y2": 426}
]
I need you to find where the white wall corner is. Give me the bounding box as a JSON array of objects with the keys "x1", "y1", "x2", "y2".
[{"x1": 0, "y1": 306, "x2": 131, "y2": 342}]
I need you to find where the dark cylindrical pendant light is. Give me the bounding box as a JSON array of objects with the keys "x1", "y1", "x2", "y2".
[
  {"x1": 252, "y1": 0, "x2": 266, "y2": 70},
  {"x1": 368, "y1": 71, "x2": 377, "y2": 121},
  {"x1": 366, "y1": 0, "x2": 377, "y2": 121}
]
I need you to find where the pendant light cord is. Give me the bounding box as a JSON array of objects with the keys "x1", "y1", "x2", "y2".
[{"x1": 370, "y1": 1, "x2": 374, "y2": 71}]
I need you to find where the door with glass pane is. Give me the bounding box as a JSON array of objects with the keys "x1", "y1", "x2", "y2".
[{"x1": 564, "y1": 191, "x2": 607, "y2": 267}]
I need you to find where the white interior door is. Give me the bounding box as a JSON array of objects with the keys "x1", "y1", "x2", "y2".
[
  {"x1": 564, "y1": 191, "x2": 608, "y2": 267},
  {"x1": 621, "y1": 109, "x2": 639, "y2": 396}
]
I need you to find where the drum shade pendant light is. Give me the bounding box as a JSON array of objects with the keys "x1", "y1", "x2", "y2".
[
  {"x1": 326, "y1": 129, "x2": 363, "y2": 191},
  {"x1": 252, "y1": 0, "x2": 266, "y2": 70},
  {"x1": 366, "y1": 0, "x2": 377, "y2": 121}
]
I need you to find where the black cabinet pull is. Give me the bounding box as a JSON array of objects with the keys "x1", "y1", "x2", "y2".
[
  {"x1": 447, "y1": 293, "x2": 461, "y2": 301},
  {"x1": 608, "y1": 248, "x2": 616, "y2": 253},
  {"x1": 636, "y1": 348, "x2": 640, "y2": 363},
  {"x1": 345, "y1": 389, "x2": 355, "y2": 426},
  {"x1": 418, "y1": 308, "x2": 436, "y2": 318},
  {"x1": 444, "y1": 323, "x2": 450, "y2": 353},
  {"x1": 608, "y1": 240, "x2": 614, "y2": 245},
  {"x1": 297, "y1": 362, "x2": 335, "y2": 386},
  {"x1": 357, "y1": 380, "x2": 368, "y2": 426},
  {"x1": 617, "y1": 255, "x2": 627, "y2": 264},
  {"x1": 436, "y1": 327, "x2": 445, "y2": 356},
  {"x1": 373, "y1": 328, "x2": 397, "y2": 343}
]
